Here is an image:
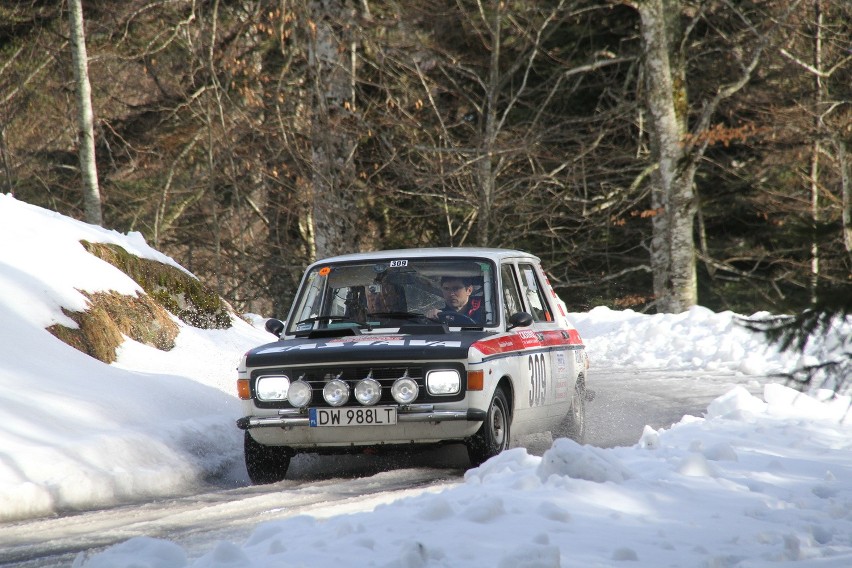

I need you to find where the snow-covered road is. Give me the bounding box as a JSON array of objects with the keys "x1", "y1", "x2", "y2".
[{"x1": 0, "y1": 367, "x2": 767, "y2": 568}]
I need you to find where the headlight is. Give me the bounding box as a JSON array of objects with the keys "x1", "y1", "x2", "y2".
[
  {"x1": 287, "y1": 380, "x2": 312, "y2": 408},
  {"x1": 256, "y1": 375, "x2": 290, "y2": 401},
  {"x1": 323, "y1": 379, "x2": 350, "y2": 407},
  {"x1": 426, "y1": 370, "x2": 461, "y2": 395},
  {"x1": 391, "y1": 376, "x2": 419, "y2": 404}
]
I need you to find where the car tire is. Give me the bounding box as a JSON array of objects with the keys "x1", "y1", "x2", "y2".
[
  {"x1": 244, "y1": 431, "x2": 291, "y2": 484},
  {"x1": 553, "y1": 376, "x2": 586, "y2": 443},
  {"x1": 466, "y1": 387, "x2": 511, "y2": 467}
]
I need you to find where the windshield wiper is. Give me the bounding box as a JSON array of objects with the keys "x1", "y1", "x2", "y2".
[{"x1": 367, "y1": 311, "x2": 430, "y2": 322}]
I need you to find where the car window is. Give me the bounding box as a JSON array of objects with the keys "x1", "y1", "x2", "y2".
[
  {"x1": 500, "y1": 264, "x2": 523, "y2": 322},
  {"x1": 287, "y1": 257, "x2": 498, "y2": 332},
  {"x1": 517, "y1": 263, "x2": 553, "y2": 322}
]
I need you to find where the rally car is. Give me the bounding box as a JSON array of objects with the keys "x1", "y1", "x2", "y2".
[{"x1": 236, "y1": 248, "x2": 592, "y2": 483}]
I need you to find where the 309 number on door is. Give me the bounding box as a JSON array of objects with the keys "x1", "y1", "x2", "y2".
[{"x1": 528, "y1": 353, "x2": 547, "y2": 407}]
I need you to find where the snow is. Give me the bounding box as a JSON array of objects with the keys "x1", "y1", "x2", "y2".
[{"x1": 1, "y1": 193, "x2": 851, "y2": 567}]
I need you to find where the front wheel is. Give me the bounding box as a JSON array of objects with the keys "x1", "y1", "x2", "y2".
[
  {"x1": 466, "y1": 388, "x2": 511, "y2": 466},
  {"x1": 244, "y1": 431, "x2": 292, "y2": 484}
]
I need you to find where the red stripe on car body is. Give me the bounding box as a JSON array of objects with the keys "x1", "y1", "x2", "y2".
[{"x1": 472, "y1": 329, "x2": 583, "y2": 357}]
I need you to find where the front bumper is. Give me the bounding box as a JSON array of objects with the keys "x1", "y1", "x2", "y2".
[{"x1": 236, "y1": 404, "x2": 486, "y2": 430}]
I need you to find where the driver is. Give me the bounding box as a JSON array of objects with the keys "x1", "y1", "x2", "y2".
[{"x1": 426, "y1": 276, "x2": 484, "y2": 323}]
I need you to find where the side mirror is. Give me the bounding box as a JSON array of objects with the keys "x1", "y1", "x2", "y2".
[
  {"x1": 507, "y1": 312, "x2": 534, "y2": 330},
  {"x1": 264, "y1": 318, "x2": 285, "y2": 337}
]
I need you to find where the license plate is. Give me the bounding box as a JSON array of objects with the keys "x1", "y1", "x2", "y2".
[{"x1": 309, "y1": 406, "x2": 397, "y2": 427}]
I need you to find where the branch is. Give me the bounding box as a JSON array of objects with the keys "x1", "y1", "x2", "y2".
[
  {"x1": 562, "y1": 55, "x2": 634, "y2": 78},
  {"x1": 779, "y1": 48, "x2": 852, "y2": 79},
  {"x1": 1, "y1": 41, "x2": 69, "y2": 107},
  {"x1": 550, "y1": 264, "x2": 652, "y2": 289},
  {"x1": 496, "y1": 0, "x2": 567, "y2": 134},
  {"x1": 685, "y1": 0, "x2": 803, "y2": 164}
]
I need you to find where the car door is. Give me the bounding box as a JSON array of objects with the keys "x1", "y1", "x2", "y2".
[
  {"x1": 495, "y1": 261, "x2": 549, "y2": 435},
  {"x1": 515, "y1": 262, "x2": 577, "y2": 426}
]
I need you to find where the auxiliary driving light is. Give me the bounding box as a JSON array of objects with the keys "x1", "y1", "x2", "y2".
[
  {"x1": 391, "y1": 375, "x2": 419, "y2": 404},
  {"x1": 287, "y1": 380, "x2": 312, "y2": 408},
  {"x1": 323, "y1": 378, "x2": 350, "y2": 407},
  {"x1": 256, "y1": 375, "x2": 290, "y2": 401},
  {"x1": 354, "y1": 378, "x2": 382, "y2": 405}
]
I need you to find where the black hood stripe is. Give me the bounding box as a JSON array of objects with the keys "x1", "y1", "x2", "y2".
[{"x1": 245, "y1": 333, "x2": 491, "y2": 366}]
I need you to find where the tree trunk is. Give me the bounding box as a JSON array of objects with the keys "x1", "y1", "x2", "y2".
[
  {"x1": 839, "y1": 137, "x2": 852, "y2": 257},
  {"x1": 68, "y1": 0, "x2": 102, "y2": 226},
  {"x1": 307, "y1": 0, "x2": 360, "y2": 259},
  {"x1": 475, "y1": 0, "x2": 503, "y2": 248},
  {"x1": 636, "y1": 0, "x2": 697, "y2": 313},
  {"x1": 809, "y1": 0, "x2": 823, "y2": 302}
]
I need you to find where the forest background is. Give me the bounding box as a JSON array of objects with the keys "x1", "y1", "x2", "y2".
[{"x1": 1, "y1": 0, "x2": 849, "y2": 319}]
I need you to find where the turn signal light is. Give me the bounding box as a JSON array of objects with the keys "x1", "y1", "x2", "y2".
[
  {"x1": 467, "y1": 370, "x2": 484, "y2": 391},
  {"x1": 237, "y1": 379, "x2": 251, "y2": 400}
]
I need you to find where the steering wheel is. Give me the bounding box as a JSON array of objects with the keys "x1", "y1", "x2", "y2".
[{"x1": 435, "y1": 310, "x2": 477, "y2": 325}]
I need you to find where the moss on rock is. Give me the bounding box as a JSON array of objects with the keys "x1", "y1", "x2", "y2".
[
  {"x1": 48, "y1": 291, "x2": 179, "y2": 364},
  {"x1": 80, "y1": 240, "x2": 232, "y2": 329},
  {"x1": 47, "y1": 240, "x2": 234, "y2": 363}
]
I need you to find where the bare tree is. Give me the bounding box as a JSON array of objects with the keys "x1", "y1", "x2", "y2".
[
  {"x1": 356, "y1": 0, "x2": 637, "y2": 253},
  {"x1": 631, "y1": 0, "x2": 696, "y2": 313},
  {"x1": 305, "y1": 0, "x2": 363, "y2": 258},
  {"x1": 67, "y1": 0, "x2": 102, "y2": 226},
  {"x1": 624, "y1": 0, "x2": 804, "y2": 312},
  {"x1": 3, "y1": 0, "x2": 847, "y2": 318},
  {"x1": 779, "y1": 0, "x2": 852, "y2": 264}
]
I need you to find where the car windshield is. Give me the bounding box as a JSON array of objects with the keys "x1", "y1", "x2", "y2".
[{"x1": 287, "y1": 256, "x2": 498, "y2": 333}]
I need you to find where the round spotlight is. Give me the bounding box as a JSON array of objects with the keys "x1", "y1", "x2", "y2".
[
  {"x1": 287, "y1": 380, "x2": 312, "y2": 408},
  {"x1": 355, "y1": 378, "x2": 382, "y2": 406},
  {"x1": 391, "y1": 377, "x2": 419, "y2": 404},
  {"x1": 323, "y1": 379, "x2": 350, "y2": 407}
]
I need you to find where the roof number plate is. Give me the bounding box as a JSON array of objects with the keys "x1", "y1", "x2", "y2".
[{"x1": 389, "y1": 260, "x2": 408, "y2": 267}]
